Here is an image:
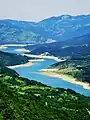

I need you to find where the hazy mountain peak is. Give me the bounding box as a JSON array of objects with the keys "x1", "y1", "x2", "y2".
[{"x1": 0, "y1": 14, "x2": 90, "y2": 44}]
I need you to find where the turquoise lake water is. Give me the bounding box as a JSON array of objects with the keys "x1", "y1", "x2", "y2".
[{"x1": 2, "y1": 45, "x2": 90, "y2": 96}]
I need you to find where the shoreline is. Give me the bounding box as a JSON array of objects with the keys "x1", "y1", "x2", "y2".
[
  {"x1": 40, "y1": 69, "x2": 90, "y2": 90},
  {"x1": 1, "y1": 44, "x2": 33, "y2": 47},
  {"x1": 14, "y1": 48, "x2": 30, "y2": 53},
  {"x1": 29, "y1": 59, "x2": 44, "y2": 62},
  {"x1": 23, "y1": 53, "x2": 66, "y2": 62},
  {"x1": 0, "y1": 46, "x2": 7, "y2": 50},
  {"x1": 7, "y1": 58, "x2": 44, "y2": 69},
  {"x1": 7, "y1": 61, "x2": 34, "y2": 69}
]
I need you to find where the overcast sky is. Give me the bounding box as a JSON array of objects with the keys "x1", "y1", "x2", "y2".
[{"x1": 0, "y1": 0, "x2": 90, "y2": 21}]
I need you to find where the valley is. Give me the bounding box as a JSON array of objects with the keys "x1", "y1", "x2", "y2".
[
  {"x1": 0, "y1": 14, "x2": 90, "y2": 119},
  {"x1": 1, "y1": 44, "x2": 90, "y2": 96}
]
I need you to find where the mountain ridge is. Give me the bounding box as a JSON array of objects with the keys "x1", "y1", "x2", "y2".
[
  {"x1": 0, "y1": 14, "x2": 90, "y2": 44},
  {"x1": 25, "y1": 33, "x2": 90, "y2": 57}
]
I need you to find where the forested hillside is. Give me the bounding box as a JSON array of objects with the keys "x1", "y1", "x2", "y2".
[
  {"x1": 0, "y1": 66, "x2": 90, "y2": 120},
  {"x1": 0, "y1": 51, "x2": 29, "y2": 66}
]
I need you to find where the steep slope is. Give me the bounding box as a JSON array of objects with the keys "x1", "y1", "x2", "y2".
[
  {"x1": 0, "y1": 15, "x2": 90, "y2": 44},
  {"x1": 0, "y1": 66, "x2": 90, "y2": 120}
]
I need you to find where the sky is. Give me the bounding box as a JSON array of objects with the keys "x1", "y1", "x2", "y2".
[{"x1": 0, "y1": 0, "x2": 90, "y2": 21}]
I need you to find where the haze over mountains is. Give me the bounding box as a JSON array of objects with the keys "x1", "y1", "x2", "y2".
[{"x1": 0, "y1": 14, "x2": 90, "y2": 44}]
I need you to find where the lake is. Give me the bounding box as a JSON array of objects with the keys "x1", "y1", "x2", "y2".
[{"x1": 2, "y1": 45, "x2": 90, "y2": 96}]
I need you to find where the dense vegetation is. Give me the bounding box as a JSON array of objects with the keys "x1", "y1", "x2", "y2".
[
  {"x1": 0, "y1": 15, "x2": 90, "y2": 44},
  {"x1": 51, "y1": 56, "x2": 90, "y2": 83},
  {"x1": 0, "y1": 51, "x2": 29, "y2": 66},
  {"x1": 0, "y1": 66, "x2": 90, "y2": 120}
]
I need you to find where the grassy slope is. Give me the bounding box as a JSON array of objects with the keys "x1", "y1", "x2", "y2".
[{"x1": 0, "y1": 66, "x2": 90, "y2": 120}]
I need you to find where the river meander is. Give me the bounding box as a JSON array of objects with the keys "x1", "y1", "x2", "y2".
[{"x1": 1, "y1": 45, "x2": 90, "y2": 96}]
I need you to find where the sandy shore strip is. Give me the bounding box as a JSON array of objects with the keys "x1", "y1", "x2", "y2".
[
  {"x1": 0, "y1": 46, "x2": 7, "y2": 50},
  {"x1": 2, "y1": 44, "x2": 33, "y2": 47},
  {"x1": 29, "y1": 59, "x2": 44, "y2": 62},
  {"x1": 23, "y1": 54, "x2": 66, "y2": 62},
  {"x1": 40, "y1": 69, "x2": 58, "y2": 72},
  {"x1": 7, "y1": 61, "x2": 33, "y2": 69},
  {"x1": 7, "y1": 58, "x2": 44, "y2": 69},
  {"x1": 14, "y1": 48, "x2": 30, "y2": 53},
  {"x1": 40, "y1": 69, "x2": 90, "y2": 90}
]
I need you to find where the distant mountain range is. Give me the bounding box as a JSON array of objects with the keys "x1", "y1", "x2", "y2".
[{"x1": 0, "y1": 14, "x2": 90, "y2": 44}]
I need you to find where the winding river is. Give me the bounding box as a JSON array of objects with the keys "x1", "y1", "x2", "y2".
[{"x1": 1, "y1": 45, "x2": 90, "y2": 96}]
